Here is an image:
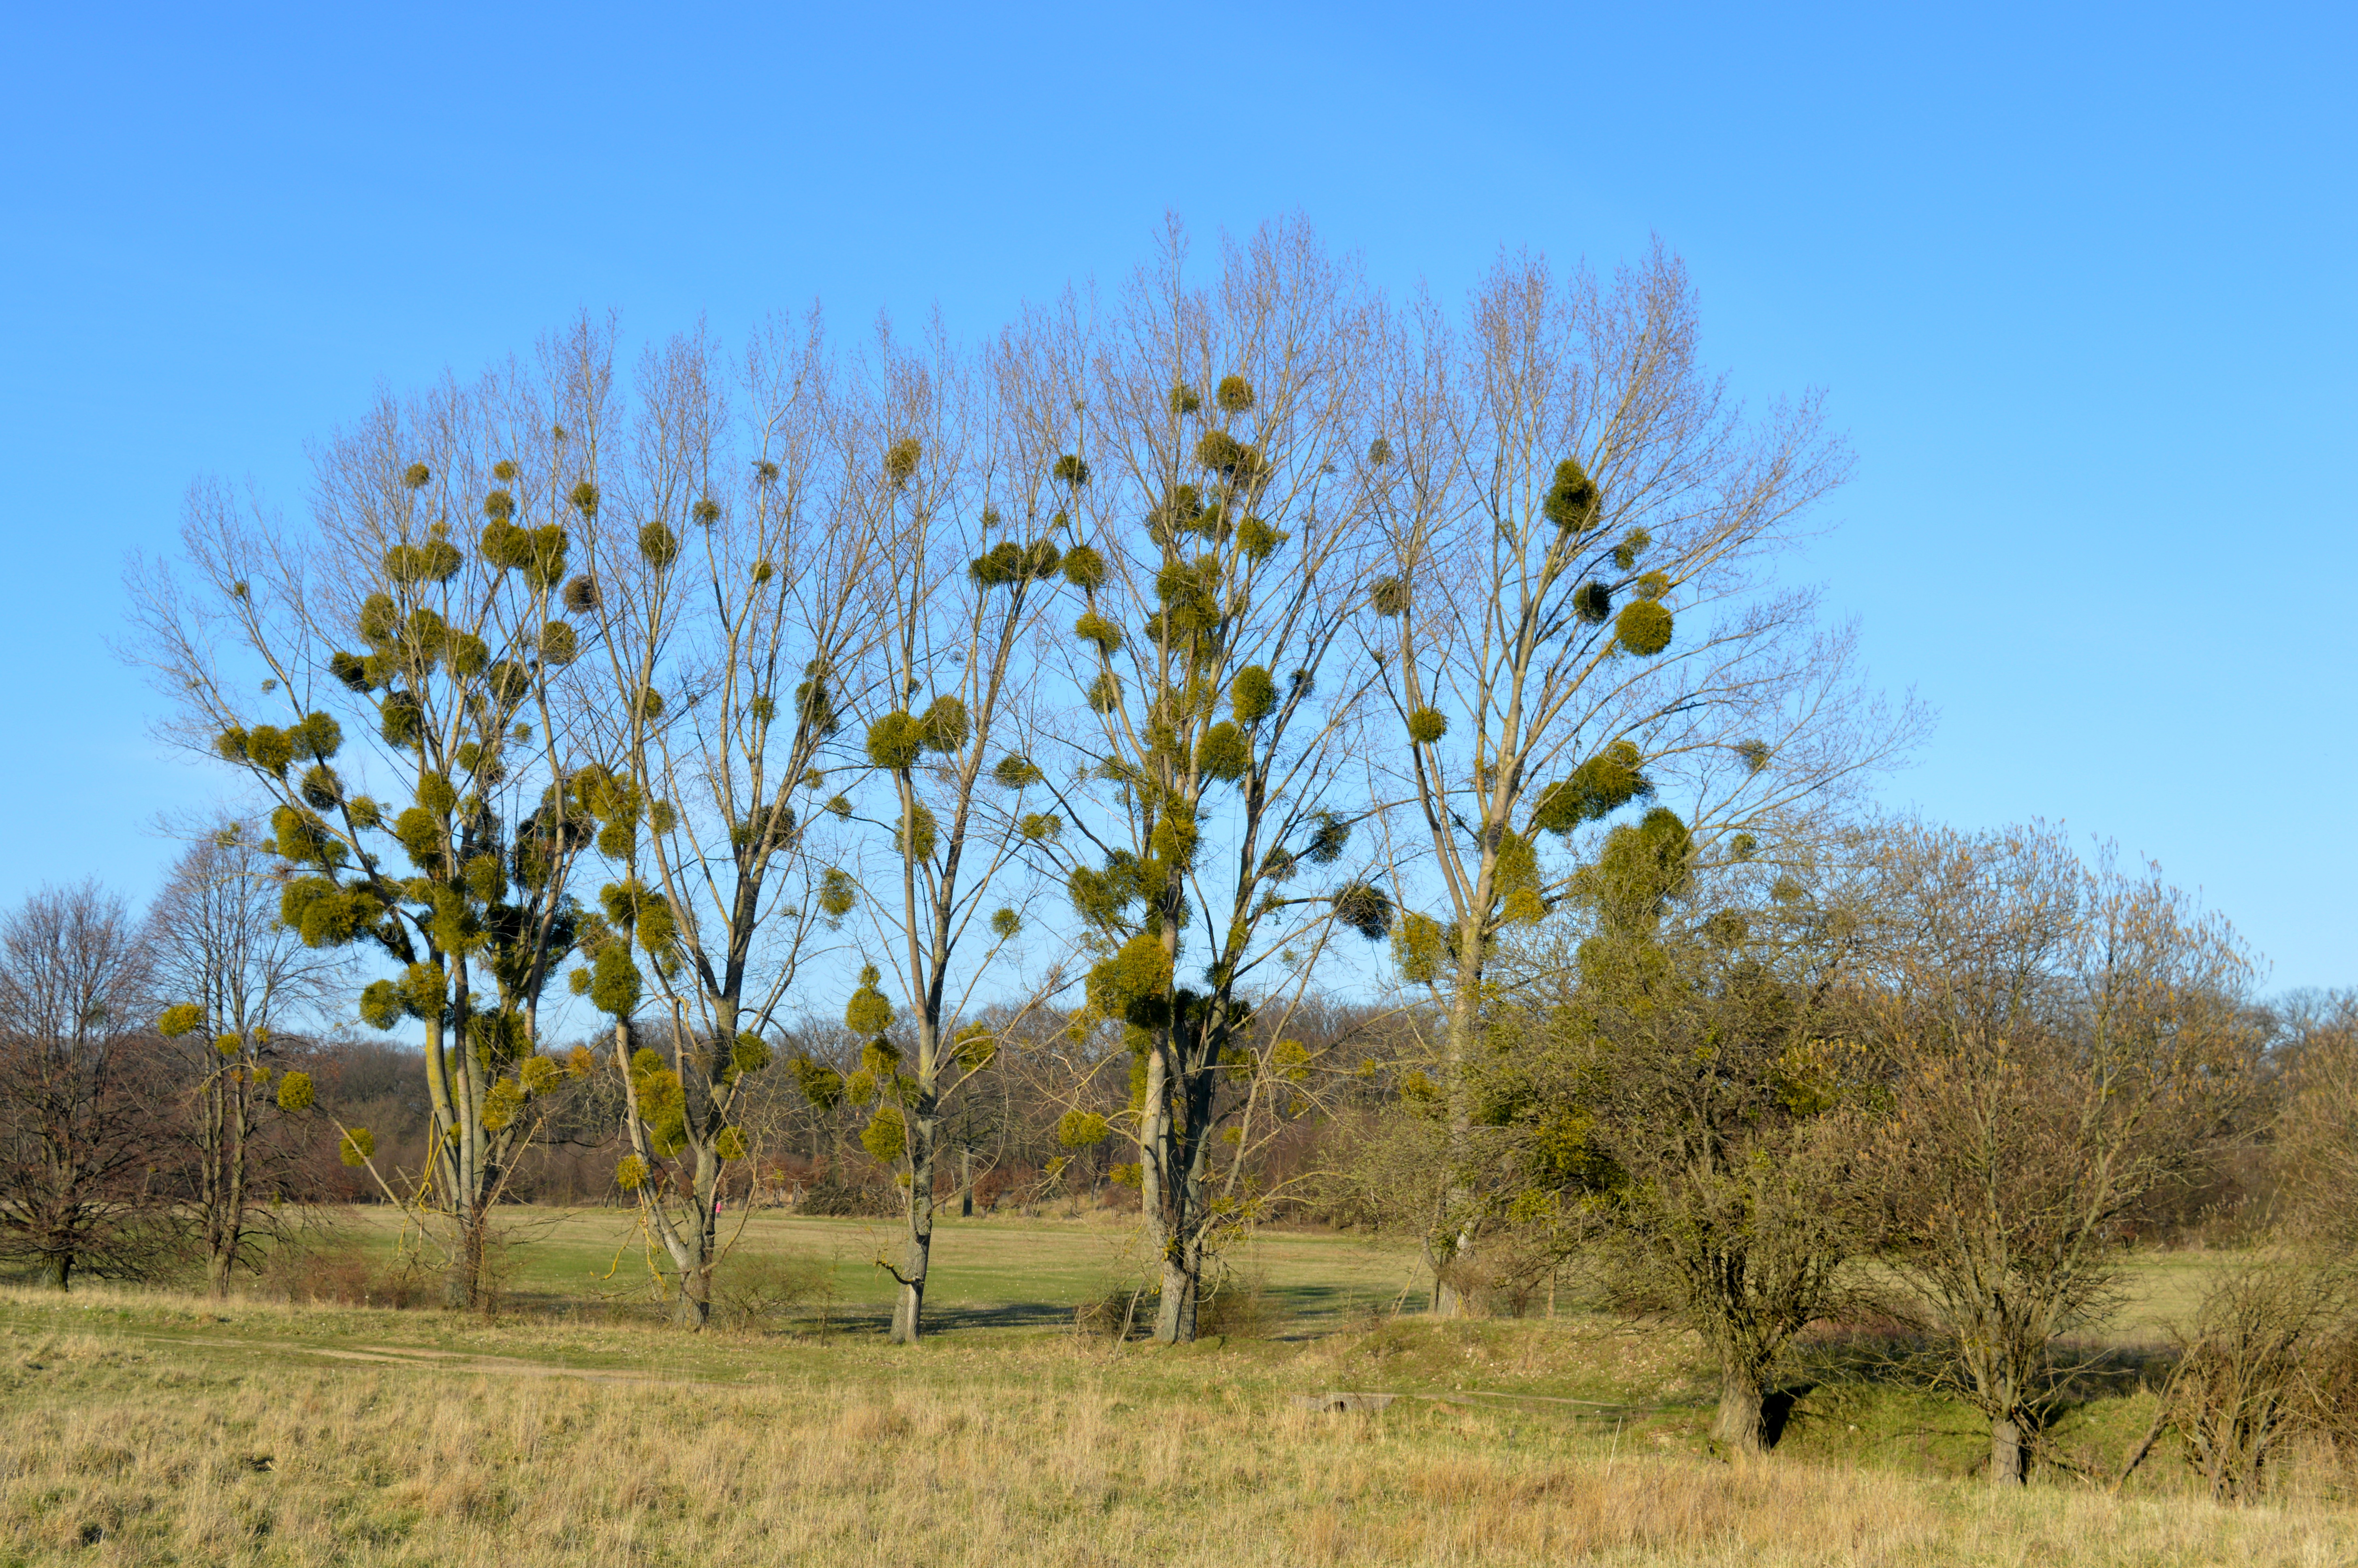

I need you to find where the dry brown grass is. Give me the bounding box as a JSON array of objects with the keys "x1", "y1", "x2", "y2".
[{"x1": 1, "y1": 1323, "x2": 2354, "y2": 1566}]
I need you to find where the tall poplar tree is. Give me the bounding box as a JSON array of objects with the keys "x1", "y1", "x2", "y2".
[{"x1": 131, "y1": 365, "x2": 602, "y2": 1307}]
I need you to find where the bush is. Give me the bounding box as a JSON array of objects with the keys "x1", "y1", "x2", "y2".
[
  {"x1": 255, "y1": 1235, "x2": 423, "y2": 1309},
  {"x1": 712, "y1": 1248, "x2": 837, "y2": 1333}
]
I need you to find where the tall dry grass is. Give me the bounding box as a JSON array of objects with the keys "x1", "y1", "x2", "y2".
[{"x1": 1, "y1": 1324, "x2": 2353, "y2": 1566}]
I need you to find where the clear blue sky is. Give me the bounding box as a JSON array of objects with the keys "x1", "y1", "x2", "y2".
[{"x1": 4, "y1": 3, "x2": 2349, "y2": 990}]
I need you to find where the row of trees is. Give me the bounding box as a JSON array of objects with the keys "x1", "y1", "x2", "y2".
[{"x1": 118, "y1": 221, "x2": 1907, "y2": 1339}]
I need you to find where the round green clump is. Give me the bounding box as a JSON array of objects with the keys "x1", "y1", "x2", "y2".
[
  {"x1": 1061, "y1": 544, "x2": 1108, "y2": 591},
  {"x1": 1571, "y1": 580, "x2": 1613, "y2": 623},
  {"x1": 970, "y1": 541, "x2": 1023, "y2": 587},
  {"x1": 245, "y1": 725, "x2": 295, "y2": 775},
  {"x1": 921, "y1": 695, "x2": 969, "y2": 753},
  {"x1": 276, "y1": 1071, "x2": 316, "y2": 1112},
  {"x1": 1542, "y1": 457, "x2": 1599, "y2": 531},
  {"x1": 483, "y1": 488, "x2": 517, "y2": 523},
  {"x1": 638, "y1": 521, "x2": 679, "y2": 569},
  {"x1": 884, "y1": 437, "x2": 921, "y2": 485},
  {"x1": 564, "y1": 573, "x2": 600, "y2": 613},
  {"x1": 731, "y1": 1032, "x2": 772, "y2": 1075},
  {"x1": 1368, "y1": 576, "x2": 1410, "y2": 617},
  {"x1": 216, "y1": 727, "x2": 250, "y2": 764},
  {"x1": 865, "y1": 711, "x2": 923, "y2": 771},
  {"x1": 1196, "y1": 721, "x2": 1250, "y2": 782},
  {"x1": 614, "y1": 1154, "x2": 648, "y2": 1191},
  {"x1": 539, "y1": 621, "x2": 579, "y2": 665},
  {"x1": 1367, "y1": 437, "x2": 1393, "y2": 466},
  {"x1": 993, "y1": 753, "x2": 1042, "y2": 788},
  {"x1": 339, "y1": 1126, "x2": 376, "y2": 1166},
  {"x1": 492, "y1": 459, "x2": 519, "y2": 482},
  {"x1": 1168, "y1": 383, "x2": 1202, "y2": 415},
  {"x1": 156, "y1": 1003, "x2": 206, "y2": 1038},
  {"x1": 1023, "y1": 540, "x2": 1062, "y2": 580},
  {"x1": 846, "y1": 966, "x2": 895, "y2": 1036},
  {"x1": 1086, "y1": 672, "x2": 1122, "y2": 714},
  {"x1": 714, "y1": 1127, "x2": 748, "y2": 1160},
  {"x1": 1215, "y1": 375, "x2": 1255, "y2": 413},
  {"x1": 1236, "y1": 516, "x2": 1286, "y2": 561},
  {"x1": 1406, "y1": 707, "x2": 1447, "y2": 745},
  {"x1": 1020, "y1": 812, "x2": 1062, "y2": 842},
  {"x1": 1057, "y1": 1109, "x2": 1110, "y2": 1148},
  {"x1": 329, "y1": 651, "x2": 373, "y2": 692},
  {"x1": 1634, "y1": 570, "x2": 1671, "y2": 601},
  {"x1": 1052, "y1": 453, "x2": 1090, "y2": 487},
  {"x1": 402, "y1": 463, "x2": 431, "y2": 489},
  {"x1": 569, "y1": 480, "x2": 600, "y2": 517},
  {"x1": 1615, "y1": 600, "x2": 1674, "y2": 657},
  {"x1": 1074, "y1": 611, "x2": 1121, "y2": 655},
  {"x1": 692, "y1": 496, "x2": 722, "y2": 526},
  {"x1": 861, "y1": 1107, "x2": 906, "y2": 1162},
  {"x1": 1231, "y1": 665, "x2": 1277, "y2": 725}
]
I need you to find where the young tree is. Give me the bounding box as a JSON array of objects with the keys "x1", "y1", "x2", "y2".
[
  {"x1": 1856, "y1": 824, "x2": 2261, "y2": 1487},
  {"x1": 1022, "y1": 220, "x2": 1392, "y2": 1341},
  {"x1": 0, "y1": 884, "x2": 169, "y2": 1288},
  {"x1": 841, "y1": 326, "x2": 1068, "y2": 1344},
  {"x1": 128, "y1": 363, "x2": 603, "y2": 1307},
  {"x1": 148, "y1": 822, "x2": 350, "y2": 1294},
  {"x1": 1369, "y1": 247, "x2": 1906, "y2": 1310},
  {"x1": 567, "y1": 318, "x2": 876, "y2": 1328}
]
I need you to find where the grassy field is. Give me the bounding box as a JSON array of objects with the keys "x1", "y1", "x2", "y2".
[{"x1": 0, "y1": 1209, "x2": 2347, "y2": 1566}]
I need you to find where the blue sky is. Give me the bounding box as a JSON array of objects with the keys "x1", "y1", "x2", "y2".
[{"x1": 3, "y1": 2, "x2": 2350, "y2": 989}]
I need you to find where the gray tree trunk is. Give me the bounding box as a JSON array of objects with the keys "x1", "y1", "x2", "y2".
[
  {"x1": 1990, "y1": 1416, "x2": 2028, "y2": 1487},
  {"x1": 892, "y1": 1114, "x2": 937, "y2": 1343},
  {"x1": 1714, "y1": 1360, "x2": 1768, "y2": 1454}
]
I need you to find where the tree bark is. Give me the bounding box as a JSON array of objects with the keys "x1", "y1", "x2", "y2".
[
  {"x1": 1713, "y1": 1360, "x2": 1768, "y2": 1454},
  {"x1": 892, "y1": 1113, "x2": 937, "y2": 1344},
  {"x1": 1155, "y1": 1234, "x2": 1200, "y2": 1343},
  {"x1": 959, "y1": 1143, "x2": 973, "y2": 1219},
  {"x1": 1990, "y1": 1416, "x2": 2029, "y2": 1487}
]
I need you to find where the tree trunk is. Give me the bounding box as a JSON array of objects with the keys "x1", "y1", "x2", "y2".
[
  {"x1": 959, "y1": 1143, "x2": 973, "y2": 1219},
  {"x1": 1713, "y1": 1359, "x2": 1768, "y2": 1454},
  {"x1": 1155, "y1": 1233, "x2": 1200, "y2": 1343},
  {"x1": 892, "y1": 1114, "x2": 937, "y2": 1344},
  {"x1": 44, "y1": 1250, "x2": 70, "y2": 1291},
  {"x1": 445, "y1": 1206, "x2": 486, "y2": 1310},
  {"x1": 1990, "y1": 1415, "x2": 2028, "y2": 1488},
  {"x1": 206, "y1": 1244, "x2": 235, "y2": 1301},
  {"x1": 1435, "y1": 938, "x2": 1484, "y2": 1318}
]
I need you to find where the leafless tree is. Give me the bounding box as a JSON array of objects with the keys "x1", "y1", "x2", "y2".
[
  {"x1": 829, "y1": 318, "x2": 1072, "y2": 1344},
  {"x1": 1367, "y1": 246, "x2": 1919, "y2": 1311},
  {"x1": 126, "y1": 350, "x2": 608, "y2": 1307},
  {"x1": 147, "y1": 822, "x2": 351, "y2": 1293},
  {"x1": 1854, "y1": 823, "x2": 2262, "y2": 1487},
  {"x1": 0, "y1": 884, "x2": 170, "y2": 1287},
  {"x1": 566, "y1": 316, "x2": 878, "y2": 1328},
  {"x1": 1014, "y1": 218, "x2": 1394, "y2": 1341}
]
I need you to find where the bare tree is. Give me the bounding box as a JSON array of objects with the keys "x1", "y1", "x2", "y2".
[
  {"x1": 1855, "y1": 824, "x2": 2262, "y2": 1487},
  {"x1": 148, "y1": 822, "x2": 351, "y2": 1294},
  {"x1": 562, "y1": 317, "x2": 878, "y2": 1327},
  {"x1": 1368, "y1": 247, "x2": 1914, "y2": 1311},
  {"x1": 1018, "y1": 218, "x2": 1393, "y2": 1341},
  {"x1": 0, "y1": 884, "x2": 169, "y2": 1287},
  {"x1": 127, "y1": 352, "x2": 607, "y2": 1308},
  {"x1": 834, "y1": 320, "x2": 1070, "y2": 1344}
]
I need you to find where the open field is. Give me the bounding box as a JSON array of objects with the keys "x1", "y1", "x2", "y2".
[{"x1": 0, "y1": 1212, "x2": 2348, "y2": 1565}]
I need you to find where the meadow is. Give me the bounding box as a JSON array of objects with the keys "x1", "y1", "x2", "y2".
[{"x1": 0, "y1": 1207, "x2": 2349, "y2": 1566}]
